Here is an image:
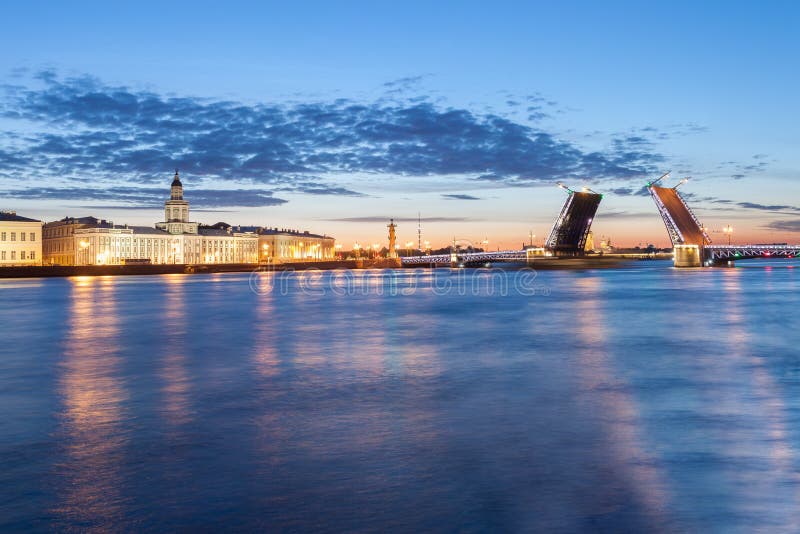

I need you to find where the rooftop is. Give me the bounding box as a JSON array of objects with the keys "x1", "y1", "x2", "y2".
[{"x1": 0, "y1": 211, "x2": 40, "y2": 223}]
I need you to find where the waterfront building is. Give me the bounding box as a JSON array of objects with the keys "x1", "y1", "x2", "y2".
[
  {"x1": 43, "y1": 216, "x2": 112, "y2": 265},
  {"x1": 0, "y1": 211, "x2": 42, "y2": 266},
  {"x1": 252, "y1": 227, "x2": 336, "y2": 263},
  {"x1": 72, "y1": 172, "x2": 259, "y2": 265}
]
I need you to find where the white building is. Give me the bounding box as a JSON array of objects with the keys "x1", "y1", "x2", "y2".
[
  {"x1": 254, "y1": 228, "x2": 336, "y2": 263},
  {"x1": 72, "y1": 172, "x2": 259, "y2": 265},
  {"x1": 43, "y1": 216, "x2": 112, "y2": 265},
  {"x1": 0, "y1": 211, "x2": 42, "y2": 266}
]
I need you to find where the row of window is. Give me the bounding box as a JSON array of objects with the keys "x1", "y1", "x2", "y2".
[
  {"x1": 0, "y1": 232, "x2": 36, "y2": 242},
  {"x1": 44, "y1": 227, "x2": 72, "y2": 238},
  {"x1": 0, "y1": 250, "x2": 36, "y2": 260}
]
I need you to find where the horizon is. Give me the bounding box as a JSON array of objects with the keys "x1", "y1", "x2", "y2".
[{"x1": 1, "y1": 1, "x2": 798, "y2": 249}]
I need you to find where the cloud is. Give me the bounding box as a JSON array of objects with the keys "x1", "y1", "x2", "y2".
[
  {"x1": 690, "y1": 195, "x2": 800, "y2": 214},
  {"x1": 598, "y1": 210, "x2": 654, "y2": 219},
  {"x1": 608, "y1": 186, "x2": 650, "y2": 197},
  {"x1": 765, "y1": 220, "x2": 800, "y2": 232},
  {"x1": 442, "y1": 193, "x2": 481, "y2": 200},
  {"x1": 737, "y1": 201, "x2": 800, "y2": 213},
  {"x1": 0, "y1": 72, "x2": 668, "y2": 208},
  {"x1": 0, "y1": 186, "x2": 287, "y2": 208}
]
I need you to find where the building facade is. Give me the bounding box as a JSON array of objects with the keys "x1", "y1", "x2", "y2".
[
  {"x1": 72, "y1": 172, "x2": 259, "y2": 266},
  {"x1": 43, "y1": 216, "x2": 111, "y2": 265},
  {"x1": 0, "y1": 211, "x2": 42, "y2": 266},
  {"x1": 254, "y1": 228, "x2": 336, "y2": 263}
]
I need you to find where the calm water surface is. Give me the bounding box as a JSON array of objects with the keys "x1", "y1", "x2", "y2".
[{"x1": 1, "y1": 263, "x2": 799, "y2": 532}]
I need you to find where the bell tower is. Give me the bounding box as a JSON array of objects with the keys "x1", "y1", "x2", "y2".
[
  {"x1": 157, "y1": 170, "x2": 198, "y2": 235},
  {"x1": 171, "y1": 169, "x2": 184, "y2": 201}
]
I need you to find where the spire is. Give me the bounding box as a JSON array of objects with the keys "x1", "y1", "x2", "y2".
[{"x1": 171, "y1": 169, "x2": 182, "y2": 187}]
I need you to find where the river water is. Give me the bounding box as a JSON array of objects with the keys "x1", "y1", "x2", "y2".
[{"x1": 1, "y1": 262, "x2": 799, "y2": 532}]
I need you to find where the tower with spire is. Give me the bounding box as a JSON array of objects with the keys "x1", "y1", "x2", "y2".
[{"x1": 156, "y1": 170, "x2": 198, "y2": 235}]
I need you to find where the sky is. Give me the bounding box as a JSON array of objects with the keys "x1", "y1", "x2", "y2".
[{"x1": 0, "y1": 0, "x2": 798, "y2": 249}]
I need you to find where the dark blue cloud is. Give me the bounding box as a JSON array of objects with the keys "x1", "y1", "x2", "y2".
[
  {"x1": 0, "y1": 186, "x2": 287, "y2": 208},
  {"x1": 765, "y1": 220, "x2": 800, "y2": 232},
  {"x1": 0, "y1": 72, "x2": 667, "y2": 206},
  {"x1": 442, "y1": 193, "x2": 481, "y2": 200}
]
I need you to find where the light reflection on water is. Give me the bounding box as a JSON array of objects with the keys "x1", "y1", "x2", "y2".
[
  {"x1": 53, "y1": 277, "x2": 128, "y2": 531},
  {"x1": 0, "y1": 264, "x2": 799, "y2": 532}
]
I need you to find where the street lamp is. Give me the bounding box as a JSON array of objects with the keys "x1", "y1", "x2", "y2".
[
  {"x1": 353, "y1": 242, "x2": 361, "y2": 258},
  {"x1": 723, "y1": 225, "x2": 733, "y2": 245}
]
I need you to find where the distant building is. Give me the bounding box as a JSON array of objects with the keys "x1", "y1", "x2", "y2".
[
  {"x1": 0, "y1": 211, "x2": 42, "y2": 266},
  {"x1": 43, "y1": 216, "x2": 112, "y2": 265},
  {"x1": 249, "y1": 227, "x2": 336, "y2": 263},
  {"x1": 71, "y1": 172, "x2": 259, "y2": 265}
]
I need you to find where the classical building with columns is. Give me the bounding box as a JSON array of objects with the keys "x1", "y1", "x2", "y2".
[
  {"x1": 70, "y1": 172, "x2": 259, "y2": 265},
  {"x1": 43, "y1": 216, "x2": 112, "y2": 265},
  {"x1": 250, "y1": 227, "x2": 336, "y2": 263}
]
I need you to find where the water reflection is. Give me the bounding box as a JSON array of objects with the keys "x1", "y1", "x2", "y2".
[
  {"x1": 52, "y1": 277, "x2": 129, "y2": 530},
  {"x1": 573, "y1": 276, "x2": 669, "y2": 528},
  {"x1": 715, "y1": 270, "x2": 800, "y2": 529},
  {"x1": 160, "y1": 275, "x2": 192, "y2": 426},
  {"x1": 252, "y1": 277, "x2": 280, "y2": 378}
]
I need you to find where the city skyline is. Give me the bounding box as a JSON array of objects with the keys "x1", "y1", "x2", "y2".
[{"x1": 1, "y1": 1, "x2": 798, "y2": 248}]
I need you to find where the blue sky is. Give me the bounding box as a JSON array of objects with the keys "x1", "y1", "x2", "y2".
[{"x1": 1, "y1": 1, "x2": 798, "y2": 247}]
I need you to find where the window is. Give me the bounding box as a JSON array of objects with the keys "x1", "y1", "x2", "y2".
[
  {"x1": 30, "y1": 233, "x2": 35, "y2": 242},
  {"x1": 1, "y1": 251, "x2": 5, "y2": 260},
  {"x1": 11, "y1": 251, "x2": 16, "y2": 260},
  {"x1": 0, "y1": 232, "x2": 5, "y2": 241},
  {"x1": 10, "y1": 232, "x2": 16, "y2": 241},
  {"x1": 20, "y1": 251, "x2": 26, "y2": 260},
  {"x1": 30, "y1": 251, "x2": 35, "y2": 260},
  {"x1": 20, "y1": 232, "x2": 25, "y2": 241}
]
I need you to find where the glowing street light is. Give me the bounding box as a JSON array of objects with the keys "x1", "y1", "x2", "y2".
[{"x1": 723, "y1": 224, "x2": 734, "y2": 245}]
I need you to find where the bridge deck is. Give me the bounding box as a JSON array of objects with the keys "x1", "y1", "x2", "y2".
[
  {"x1": 705, "y1": 244, "x2": 800, "y2": 261},
  {"x1": 546, "y1": 191, "x2": 602, "y2": 255},
  {"x1": 650, "y1": 186, "x2": 710, "y2": 246},
  {"x1": 401, "y1": 251, "x2": 527, "y2": 265}
]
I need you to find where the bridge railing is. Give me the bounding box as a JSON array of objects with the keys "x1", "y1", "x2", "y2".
[
  {"x1": 704, "y1": 244, "x2": 800, "y2": 260},
  {"x1": 400, "y1": 250, "x2": 527, "y2": 265}
]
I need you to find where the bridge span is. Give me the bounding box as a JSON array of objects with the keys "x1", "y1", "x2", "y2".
[
  {"x1": 401, "y1": 250, "x2": 527, "y2": 266},
  {"x1": 401, "y1": 183, "x2": 602, "y2": 266},
  {"x1": 647, "y1": 173, "x2": 800, "y2": 267}
]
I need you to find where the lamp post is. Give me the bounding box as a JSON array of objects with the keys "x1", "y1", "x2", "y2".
[
  {"x1": 335, "y1": 243, "x2": 342, "y2": 259},
  {"x1": 723, "y1": 225, "x2": 733, "y2": 245},
  {"x1": 353, "y1": 242, "x2": 361, "y2": 258},
  {"x1": 405, "y1": 241, "x2": 414, "y2": 256}
]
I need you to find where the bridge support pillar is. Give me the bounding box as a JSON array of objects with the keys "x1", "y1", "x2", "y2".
[{"x1": 673, "y1": 244, "x2": 702, "y2": 268}]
